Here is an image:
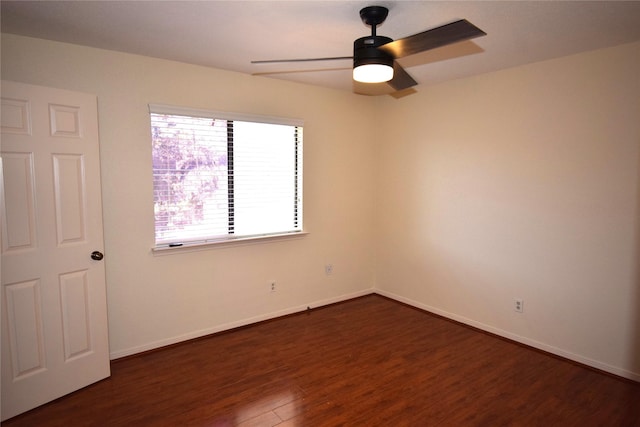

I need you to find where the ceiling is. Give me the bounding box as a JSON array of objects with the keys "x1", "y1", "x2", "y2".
[{"x1": 3, "y1": 1, "x2": 640, "y2": 95}]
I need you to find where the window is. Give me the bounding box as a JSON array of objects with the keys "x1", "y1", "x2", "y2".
[{"x1": 150, "y1": 105, "x2": 303, "y2": 247}]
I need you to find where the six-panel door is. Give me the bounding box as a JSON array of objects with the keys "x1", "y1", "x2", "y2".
[{"x1": 1, "y1": 81, "x2": 110, "y2": 421}]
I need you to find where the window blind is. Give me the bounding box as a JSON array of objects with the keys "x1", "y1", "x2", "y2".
[{"x1": 150, "y1": 106, "x2": 303, "y2": 246}]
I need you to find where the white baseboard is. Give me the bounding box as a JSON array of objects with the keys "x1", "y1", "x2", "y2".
[
  {"x1": 374, "y1": 288, "x2": 640, "y2": 383},
  {"x1": 109, "y1": 288, "x2": 374, "y2": 360}
]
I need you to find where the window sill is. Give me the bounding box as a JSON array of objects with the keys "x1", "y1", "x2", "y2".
[{"x1": 152, "y1": 231, "x2": 309, "y2": 256}]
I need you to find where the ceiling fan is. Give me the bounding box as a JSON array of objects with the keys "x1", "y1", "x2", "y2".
[{"x1": 251, "y1": 6, "x2": 486, "y2": 96}]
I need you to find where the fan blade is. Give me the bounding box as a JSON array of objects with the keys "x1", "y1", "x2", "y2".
[
  {"x1": 388, "y1": 61, "x2": 418, "y2": 91},
  {"x1": 253, "y1": 66, "x2": 351, "y2": 77},
  {"x1": 379, "y1": 19, "x2": 486, "y2": 59},
  {"x1": 252, "y1": 56, "x2": 352, "y2": 64}
]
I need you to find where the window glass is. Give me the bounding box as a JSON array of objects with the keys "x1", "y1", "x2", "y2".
[{"x1": 150, "y1": 109, "x2": 302, "y2": 247}]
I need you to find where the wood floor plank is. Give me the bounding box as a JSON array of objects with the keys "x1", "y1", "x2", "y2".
[{"x1": 3, "y1": 294, "x2": 639, "y2": 426}]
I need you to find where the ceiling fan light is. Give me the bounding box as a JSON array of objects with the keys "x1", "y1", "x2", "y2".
[
  {"x1": 353, "y1": 63, "x2": 394, "y2": 83},
  {"x1": 353, "y1": 35, "x2": 395, "y2": 84}
]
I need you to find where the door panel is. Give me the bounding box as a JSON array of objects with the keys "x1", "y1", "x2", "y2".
[
  {"x1": 59, "y1": 269, "x2": 92, "y2": 360},
  {"x1": 1, "y1": 152, "x2": 37, "y2": 252},
  {"x1": 4, "y1": 279, "x2": 46, "y2": 379},
  {"x1": 53, "y1": 153, "x2": 87, "y2": 244},
  {"x1": 1, "y1": 80, "x2": 110, "y2": 421}
]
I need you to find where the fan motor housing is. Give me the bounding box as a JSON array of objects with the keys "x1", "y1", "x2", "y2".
[{"x1": 353, "y1": 35, "x2": 394, "y2": 68}]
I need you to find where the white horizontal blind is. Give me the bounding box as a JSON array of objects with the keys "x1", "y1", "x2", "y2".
[{"x1": 150, "y1": 108, "x2": 303, "y2": 246}]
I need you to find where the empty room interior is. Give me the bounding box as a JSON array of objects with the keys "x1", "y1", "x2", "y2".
[{"x1": 1, "y1": 1, "x2": 640, "y2": 425}]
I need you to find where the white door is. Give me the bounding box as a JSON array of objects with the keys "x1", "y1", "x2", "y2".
[{"x1": 1, "y1": 81, "x2": 110, "y2": 421}]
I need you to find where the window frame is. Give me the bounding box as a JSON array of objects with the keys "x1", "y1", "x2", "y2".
[{"x1": 149, "y1": 104, "x2": 305, "y2": 252}]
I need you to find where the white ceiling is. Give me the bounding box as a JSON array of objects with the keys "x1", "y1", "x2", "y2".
[{"x1": 2, "y1": 1, "x2": 640, "y2": 95}]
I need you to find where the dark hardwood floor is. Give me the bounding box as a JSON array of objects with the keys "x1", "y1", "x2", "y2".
[{"x1": 4, "y1": 294, "x2": 639, "y2": 426}]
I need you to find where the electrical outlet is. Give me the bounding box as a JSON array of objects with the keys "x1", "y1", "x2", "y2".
[
  {"x1": 325, "y1": 264, "x2": 333, "y2": 275},
  {"x1": 270, "y1": 281, "x2": 276, "y2": 292},
  {"x1": 514, "y1": 298, "x2": 524, "y2": 313}
]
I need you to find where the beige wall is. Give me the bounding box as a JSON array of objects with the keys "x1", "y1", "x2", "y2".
[
  {"x1": 1, "y1": 34, "x2": 378, "y2": 357},
  {"x1": 374, "y1": 41, "x2": 640, "y2": 380},
  {"x1": 2, "y1": 33, "x2": 639, "y2": 380}
]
